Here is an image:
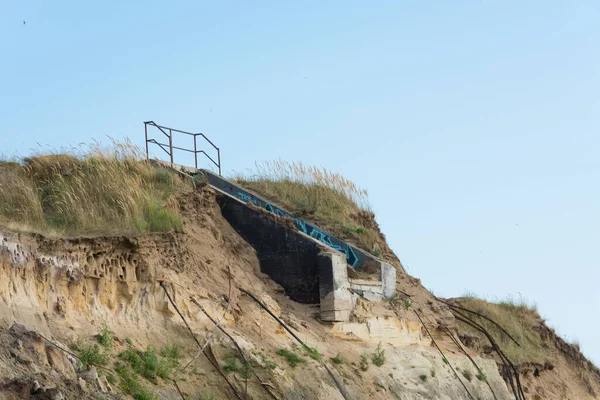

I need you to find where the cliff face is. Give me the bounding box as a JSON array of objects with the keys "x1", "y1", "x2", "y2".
[{"x1": 0, "y1": 186, "x2": 596, "y2": 400}]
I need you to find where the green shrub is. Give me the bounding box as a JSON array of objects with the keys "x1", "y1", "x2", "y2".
[
  {"x1": 371, "y1": 343, "x2": 386, "y2": 367},
  {"x1": 97, "y1": 327, "x2": 114, "y2": 349},
  {"x1": 476, "y1": 371, "x2": 487, "y2": 381},
  {"x1": 419, "y1": 374, "x2": 427, "y2": 382},
  {"x1": 77, "y1": 342, "x2": 108, "y2": 369}
]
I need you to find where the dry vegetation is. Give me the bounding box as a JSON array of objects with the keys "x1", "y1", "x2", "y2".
[
  {"x1": 233, "y1": 160, "x2": 390, "y2": 257},
  {"x1": 454, "y1": 295, "x2": 546, "y2": 364},
  {"x1": 0, "y1": 140, "x2": 188, "y2": 235}
]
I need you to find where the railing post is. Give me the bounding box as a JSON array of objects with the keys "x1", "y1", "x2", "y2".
[
  {"x1": 194, "y1": 135, "x2": 198, "y2": 170},
  {"x1": 144, "y1": 123, "x2": 148, "y2": 160},
  {"x1": 218, "y1": 149, "x2": 221, "y2": 176},
  {"x1": 169, "y1": 129, "x2": 173, "y2": 166}
]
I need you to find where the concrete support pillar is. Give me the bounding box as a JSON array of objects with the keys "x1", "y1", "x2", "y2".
[
  {"x1": 318, "y1": 251, "x2": 353, "y2": 322},
  {"x1": 381, "y1": 262, "x2": 397, "y2": 300}
]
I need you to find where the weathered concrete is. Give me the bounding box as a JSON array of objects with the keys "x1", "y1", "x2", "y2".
[
  {"x1": 318, "y1": 252, "x2": 353, "y2": 322},
  {"x1": 381, "y1": 262, "x2": 397, "y2": 300},
  {"x1": 349, "y1": 278, "x2": 384, "y2": 302}
]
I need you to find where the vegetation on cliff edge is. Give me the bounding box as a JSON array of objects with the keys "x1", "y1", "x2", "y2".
[{"x1": 0, "y1": 140, "x2": 187, "y2": 235}]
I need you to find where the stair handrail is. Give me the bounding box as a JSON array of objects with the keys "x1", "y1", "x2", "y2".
[{"x1": 144, "y1": 121, "x2": 221, "y2": 175}]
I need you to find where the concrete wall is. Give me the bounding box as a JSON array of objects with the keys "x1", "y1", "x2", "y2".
[{"x1": 217, "y1": 195, "x2": 322, "y2": 304}]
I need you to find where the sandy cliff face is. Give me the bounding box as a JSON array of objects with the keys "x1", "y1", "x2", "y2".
[{"x1": 0, "y1": 187, "x2": 595, "y2": 399}]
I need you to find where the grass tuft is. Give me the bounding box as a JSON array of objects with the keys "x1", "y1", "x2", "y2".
[
  {"x1": 97, "y1": 327, "x2": 114, "y2": 349},
  {"x1": 222, "y1": 357, "x2": 253, "y2": 378},
  {"x1": 359, "y1": 353, "x2": 369, "y2": 372},
  {"x1": 0, "y1": 139, "x2": 187, "y2": 235},
  {"x1": 330, "y1": 353, "x2": 344, "y2": 365},
  {"x1": 276, "y1": 348, "x2": 306, "y2": 368},
  {"x1": 371, "y1": 343, "x2": 386, "y2": 367},
  {"x1": 461, "y1": 369, "x2": 473, "y2": 382},
  {"x1": 304, "y1": 346, "x2": 322, "y2": 362}
]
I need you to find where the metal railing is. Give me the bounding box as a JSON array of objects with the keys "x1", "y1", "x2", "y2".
[{"x1": 144, "y1": 121, "x2": 221, "y2": 175}]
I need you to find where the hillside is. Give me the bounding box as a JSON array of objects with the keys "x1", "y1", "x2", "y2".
[{"x1": 0, "y1": 147, "x2": 598, "y2": 400}]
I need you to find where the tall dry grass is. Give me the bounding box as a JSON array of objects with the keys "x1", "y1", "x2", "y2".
[
  {"x1": 455, "y1": 295, "x2": 546, "y2": 364},
  {"x1": 236, "y1": 160, "x2": 371, "y2": 211},
  {"x1": 233, "y1": 160, "x2": 383, "y2": 254},
  {"x1": 0, "y1": 139, "x2": 187, "y2": 235}
]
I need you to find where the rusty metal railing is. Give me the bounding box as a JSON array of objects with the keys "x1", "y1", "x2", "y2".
[{"x1": 144, "y1": 121, "x2": 221, "y2": 175}]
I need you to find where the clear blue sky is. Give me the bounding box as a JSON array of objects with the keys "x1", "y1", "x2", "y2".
[{"x1": 2, "y1": 2, "x2": 599, "y2": 364}]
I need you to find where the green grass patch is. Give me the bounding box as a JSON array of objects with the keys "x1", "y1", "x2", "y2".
[
  {"x1": 476, "y1": 371, "x2": 487, "y2": 381},
  {"x1": 119, "y1": 344, "x2": 182, "y2": 382},
  {"x1": 97, "y1": 327, "x2": 114, "y2": 349},
  {"x1": 303, "y1": 346, "x2": 322, "y2": 362},
  {"x1": 222, "y1": 357, "x2": 253, "y2": 379},
  {"x1": 72, "y1": 340, "x2": 108, "y2": 369},
  {"x1": 115, "y1": 363, "x2": 156, "y2": 400},
  {"x1": 276, "y1": 348, "x2": 306, "y2": 368}
]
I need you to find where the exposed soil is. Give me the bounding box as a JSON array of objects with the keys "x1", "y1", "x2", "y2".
[{"x1": 0, "y1": 185, "x2": 597, "y2": 400}]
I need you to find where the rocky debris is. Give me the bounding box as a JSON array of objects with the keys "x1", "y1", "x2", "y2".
[
  {"x1": 78, "y1": 366, "x2": 113, "y2": 394},
  {"x1": 0, "y1": 378, "x2": 64, "y2": 400},
  {"x1": 8, "y1": 323, "x2": 49, "y2": 369},
  {"x1": 46, "y1": 345, "x2": 77, "y2": 380}
]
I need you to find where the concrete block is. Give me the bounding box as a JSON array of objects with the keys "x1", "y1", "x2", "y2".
[
  {"x1": 318, "y1": 252, "x2": 353, "y2": 322},
  {"x1": 348, "y1": 279, "x2": 383, "y2": 302},
  {"x1": 381, "y1": 262, "x2": 396, "y2": 300}
]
